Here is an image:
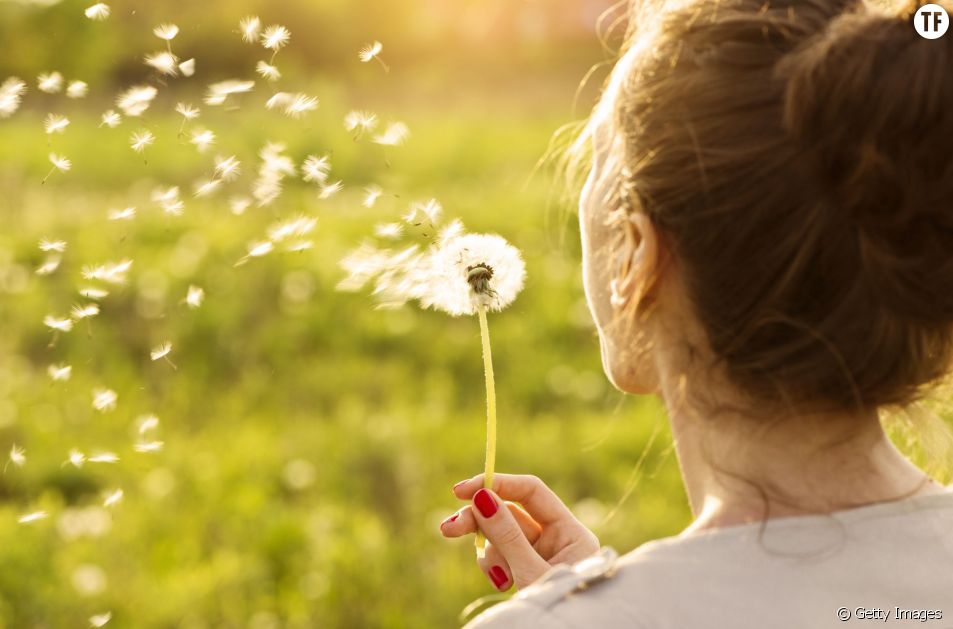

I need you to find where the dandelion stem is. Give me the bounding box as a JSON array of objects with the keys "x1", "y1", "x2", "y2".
[{"x1": 475, "y1": 304, "x2": 497, "y2": 559}]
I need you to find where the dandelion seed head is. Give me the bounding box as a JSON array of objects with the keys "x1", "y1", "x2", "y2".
[
  {"x1": 372, "y1": 121, "x2": 409, "y2": 146},
  {"x1": 255, "y1": 61, "x2": 281, "y2": 82},
  {"x1": 358, "y1": 40, "x2": 383, "y2": 63},
  {"x1": 150, "y1": 341, "x2": 172, "y2": 361},
  {"x1": 44, "y1": 113, "x2": 70, "y2": 134},
  {"x1": 71, "y1": 303, "x2": 100, "y2": 319},
  {"x1": 130, "y1": 130, "x2": 155, "y2": 152},
  {"x1": 175, "y1": 103, "x2": 199, "y2": 120},
  {"x1": 0, "y1": 77, "x2": 27, "y2": 118},
  {"x1": 44, "y1": 315, "x2": 73, "y2": 332},
  {"x1": 18, "y1": 511, "x2": 48, "y2": 524},
  {"x1": 145, "y1": 51, "x2": 179, "y2": 76},
  {"x1": 38, "y1": 72, "x2": 63, "y2": 94},
  {"x1": 107, "y1": 207, "x2": 136, "y2": 221},
  {"x1": 178, "y1": 58, "x2": 196, "y2": 77},
  {"x1": 48, "y1": 363, "x2": 72, "y2": 381},
  {"x1": 9, "y1": 444, "x2": 25, "y2": 467},
  {"x1": 92, "y1": 388, "x2": 117, "y2": 412},
  {"x1": 66, "y1": 80, "x2": 88, "y2": 99},
  {"x1": 100, "y1": 110, "x2": 121, "y2": 128},
  {"x1": 153, "y1": 23, "x2": 179, "y2": 41},
  {"x1": 84, "y1": 3, "x2": 110, "y2": 20},
  {"x1": 116, "y1": 85, "x2": 158, "y2": 116},
  {"x1": 261, "y1": 25, "x2": 290, "y2": 51},
  {"x1": 301, "y1": 155, "x2": 330, "y2": 184},
  {"x1": 240, "y1": 15, "x2": 261, "y2": 43},
  {"x1": 103, "y1": 488, "x2": 123, "y2": 507}
]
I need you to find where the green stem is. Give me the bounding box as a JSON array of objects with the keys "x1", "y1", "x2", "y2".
[{"x1": 475, "y1": 304, "x2": 497, "y2": 558}]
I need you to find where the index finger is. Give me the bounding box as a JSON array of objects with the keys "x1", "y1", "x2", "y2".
[{"x1": 452, "y1": 473, "x2": 574, "y2": 525}]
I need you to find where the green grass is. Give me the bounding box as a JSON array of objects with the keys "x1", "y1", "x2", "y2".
[{"x1": 0, "y1": 84, "x2": 691, "y2": 628}]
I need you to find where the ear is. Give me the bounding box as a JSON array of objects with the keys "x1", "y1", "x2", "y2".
[{"x1": 610, "y1": 212, "x2": 661, "y2": 313}]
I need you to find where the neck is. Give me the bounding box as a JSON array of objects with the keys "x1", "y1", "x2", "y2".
[{"x1": 656, "y1": 370, "x2": 944, "y2": 536}]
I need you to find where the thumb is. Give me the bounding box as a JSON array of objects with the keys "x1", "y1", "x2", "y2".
[{"x1": 471, "y1": 488, "x2": 550, "y2": 587}]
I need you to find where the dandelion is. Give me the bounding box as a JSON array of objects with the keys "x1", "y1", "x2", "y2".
[
  {"x1": 48, "y1": 363, "x2": 72, "y2": 381},
  {"x1": 253, "y1": 143, "x2": 295, "y2": 206},
  {"x1": 190, "y1": 128, "x2": 215, "y2": 153},
  {"x1": 372, "y1": 121, "x2": 409, "y2": 146},
  {"x1": 260, "y1": 25, "x2": 290, "y2": 52},
  {"x1": 255, "y1": 61, "x2": 281, "y2": 82},
  {"x1": 214, "y1": 155, "x2": 241, "y2": 181},
  {"x1": 363, "y1": 185, "x2": 383, "y2": 208},
  {"x1": 137, "y1": 414, "x2": 160, "y2": 434},
  {"x1": 116, "y1": 85, "x2": 158, "y2": 117},
  {"x1": 403, "y1": 198, "x2": 442, "y2": 228},
  {"x1": 44, "y1": 154, "x2": 71, "y2": 184},
  {"x1": 178, "y1": 58, "x2": 196, "y2": 77},
  {"x1": 44, "y1": 113, "x2": 70, "y2": 134},
  {"x1": 374, "y1": 222, "x2": 403, "y2": 240},
  {"x1": 66, "y1": 80, "x2": 88, "y2": 99},
  {"x1": 89, "y1": 612, "x2": 112, "y2": 627},
  {"x1": 38, "y1": 72, "x2": 63, "y2": 93},
  {"x1": 99, "y1": 110, "x2": 121, "y2": 128},
  {"x1": 358, "y1": 40, "x2": 389, "y2": 72},
  {"x1": 268, "y1": 215, "x2": 317, "y2": 243},
  {"x1": 92, "y1": 388, "x2": 117, "y2": 412},
  {"x1": 107, "y1": 207, "x2": 136, "y2": 221},
  {"x1": 153, "y1": 23, "x2": 179, "y2": 41},
  {"x1": 319, "y1": 181, "x2": 343, "y2": 199},
  {"x1": 44, "y1": 315, "x2": 73, "y2": 333},
  {"x1": 204, "y1": 80, "x2": 254, "y2": 106},
  {"x1": 145, "y1": 51, "x2": 179, "y2": 76},
  {"x1": 150, "y1": 341, "x2": 176, "y2": 369},
  {"x1": 82, "y1": 259, "x2": 132, "y2": 284},
  {"x1": 0, "y1": 77, "x2": 27, "y2": 118},
  {"x1": 36, "y1": 255, "x2": 61, "y2": 275},
  {"x1": 71, "y1": 303, "x2": 100, "y2": 320},
  {"x1": 18, "y1": 511, "x2": 48, "y2": 524},
  {"x1": 67, "y1": 449, "x2": 86, "y2": 467},
  {"x1": 301, "y1": 155, "x2": 330, "y2": 184},
  {"x1": 39, "y1": 238, "x2": 67, "y2": 252},
  {"x1": 193, "y1": 179, "x2": 220, "y2": 198},
  {"x1": 88, "y1": 452, "x2": 119, "y2": 463},
  {"x1": 84, "y1": 3, "x2": 110, "y2": 20},
  {"x1": 344, "y1": 110, "x2": 378, "y2": 139},
  {"x1": 175, "y1": 102, "x2": 200, "y2": 121},
  {"x1": 79, "y1": 287, "x2": 109, "y2": 299},
  {"x1": 130, "y1": 130, "x2": 155, "y2": 153},
  {"x1": 103, "y1": 489, "x2": 123, "y2": 508},
  {"x1": 239, "y1": 15, "x2": 261, "y2": 43},
  {"x1": 9, "y1": 444, "x2": 25, "y2": 468},
  {"x1": 153, "y1": 186, "x2": 184, "y2": 215},
  {"x1": 282, "y1": 93, "x2": 319, "y2": 119}
]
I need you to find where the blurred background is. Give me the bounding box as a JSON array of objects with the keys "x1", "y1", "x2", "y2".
[{"x1": 0, "y1": 0, "x2": 946, "y2": 627}]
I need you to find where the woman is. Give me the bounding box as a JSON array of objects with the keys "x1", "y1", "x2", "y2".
[{"x1": 440, "y1": 0, "x2": 953, "y2": 626}]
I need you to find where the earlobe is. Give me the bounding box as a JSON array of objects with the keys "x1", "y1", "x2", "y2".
[{"x1": 610, "y1": 212, "x2": 660, "y2": 313}]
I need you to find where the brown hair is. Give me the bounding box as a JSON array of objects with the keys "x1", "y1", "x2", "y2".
[{"x1": 584, "y1": 0, "x2": 953, "y2": 413}]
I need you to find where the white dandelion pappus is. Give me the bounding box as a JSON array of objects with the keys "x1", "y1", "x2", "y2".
[
  {"x1": 0, "y1": 77, "x2": 27, "y2": 118},
  {"x1": 44, "y1": 113, "x2": 70, "y2": 134},
  {"x1": 39, "y1": 238, "x2": 67, "y2": 252},
  {"x1": 193, "y1": 179, "x2": 221, "y2": 198},
  {"x1": 79, "y1": 286, "x2": 109, "y2": 299},
  {"x1": 301, "y1": 155, "x2": 330, "y2": 184},
  {"x1": 130, "y1": 130, "x2": 155, "y2": 153},
  {"x1": 260, "y1": 25, "x2": 290, "y2": 51},
  {"x1": 374, "y1": 222, "x2": 403, "y2": 240},
  {"x1": 100, "y1": 110, "x2": 121, "y2": 128},
  {"x1": 253, "y1": 142, "x2": 295, "y2": 207},
  {"x1": 82, "y1": 259, "x2": 132, "y2": 284},
  {"x1": 89, "y1": 611, "x2": 112, "y2": 627},
  {"x1": 186, "y1": 285, "x2": 204, "y2": 308},
  {"x1": 137, "y1": 414, "x2": 160, "y2": 434},
  {"x1": 153, "y1": 23, "x2": 179, "y2": 41},
  {"x1": 214, "y1": 155, "x2": 241, "y2": 181},
  {"x1": 88, "y1": 452, "x2": 119, "y2": 463},
  {"x1": 9, "y1": 444, "x2": 25, "y2": 467},
  {"x1": 358, "y1": 40, "x2": 389, "y2": 72},
  {"x1": 36, "y1": 255, "x2": 61, "y2": 275},
  {"x1": 403, "y1": 198, "x2": 442, "y2": 226},
  {"x1": 38, "y1": 72, "x2": 63, "y2": 93},
  {"x1": 18, "y1": 511, "x2": 48, "y2": 524},
  {"x1": 284, "y1": 94, "x2": 318, "y2": 118},
  {"x1": 44, "y1": 315, "x2": 74, "y2": 333},
  {"x1": 190, "y1": 128, "x2": 215, "y2": 152},
  {"x1": 319, "y1": 181, "x2": 343, "y2": 199},
  {"x1": 255, "y1": 61, "x2": 281, "y2": 82},
  {"x1": 240, "y1": 15, "x2": 261, "y2": 43},
  {"x1": 67, "y1": 449, "x2": 86, "y2": 467},
  {"x1": 116, "y1": 85, "x2": 157, "y2": 116},
  {"x1": 363, "y1": 185, "x2": 383, "y2": 208},
  {"x1": 229, "y1": 196, "x2": 251, "y2": 215},
  {"x1": 48, "y1": 153, "x2": 71, "y2": 173},
  {"x1": 66, "y1": 80, "x2": 88, "y2": 99},
  {"x1": 178, "y1": 58, "x2": 196, "y2": 77},
  {"x1": 152, "y1": 186, "x2": 183, "y2": 214},
  {"x1": 103, "y1": 489, "x2": 123, "y2": 507},
  {"x1": 145, "y1": 51, "x2": 179, "y2": 76},
  {"x1": 247, "y1": 241, "x2": 274, "y2": 258},
  {"x1": 92, "y1": 388, "x2": 117, "y2": 412},
  {"x1": 175, "y1": 102, "x2": 200, "y2": 120},
  {"x1": 265, "y1": 92, "x2": 291, "y2": 111},
  {"x1": 71, "y1": 303, "x2": 100, "y2": 319},
  {"x1": 84, "y1": 3, "x2": 110, "y2": 20},
  {"x1": 107, "y1": 207, "x2": 136, "y2": 221},
  {"x1": 344, "y1": 110, "x2": 378, "y2": 138},
  {"x1": 268, "y1": 215, "x2": 317, "y2": 243},
  {"x1": 48, "y1": 363, "x2": 72, "y2": 381},
  {"x1": 372, "y1": 121, "x2": 409, "y2": 146},
  {"x1": 204, "y1": 80, "x2": 254, "y2": 106},
  {"x1": 150, "y1": 342, "x2": 173, "y2": 361},
  {"x1": 133, "y1": 441, "x2": 164, "y2": 453}
]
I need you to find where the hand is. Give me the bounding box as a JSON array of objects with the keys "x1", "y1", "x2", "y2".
[{"x1": 439, "y1": 473, "x2": 601, "y2": 592}]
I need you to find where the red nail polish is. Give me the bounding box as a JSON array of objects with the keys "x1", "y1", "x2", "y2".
[
  {"x1": 488, "y1": 565, "x2": 508, "y2": 590},
  {"x1": 473, "y1": 488, "x2": 498, "y2": 518},
  {"x1": 441, "y1": 513, "x2": 459, "y2": 526}
]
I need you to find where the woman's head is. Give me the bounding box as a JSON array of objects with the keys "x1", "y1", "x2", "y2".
[{"x1": 579, "y1": 0, "x2": 953, "y2": 414}]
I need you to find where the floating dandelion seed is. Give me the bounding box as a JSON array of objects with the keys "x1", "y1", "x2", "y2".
[
  {"x1": 45, "y1": 154, "x2": 72, "y2": 184},
  {"x1": 372, "y1": 121, "x2": 409, "y2": 146},
  {"x1": 133, "y1": 441, "x2": 164, "y2": 453},
  {"x1": 261, "y1": 25, "x2": 290, "y2": 51},
  {"x1": 358, "y1": 40, "x2": 389, "y2": 72},
  {"x1": 18, "y1": 511, "x2": 48, "y2": 524},
  {"x1": 0, "y1": 77, "x2": 27, "y2": 118},
  {"x1": 36, "y1": 255, "x2": 61, "y2": 275},
  {"x1": 38, "y1": 72, "x2": 63, "y2": 93},
  {"x1": 178, "y1": 58, "x2": 196, "y2": 77},
  {"x1": 153, "y1": 186, "x2": 184, "y2": 215},
  {"x1": 92, "y1": 388, "x2": 117, "y2": 412},
  {"x1": 103, "y1": 489, "x2": 123, "y2": 508},
  {"x1": 204, "y1": 80, "x2": 255, "y2": 106},
  {"x1": 44, "y1": 113, "x2": 70, "y2": 134},
  {"x1": 84, "y1": 3, "x2": 109, "y2": 20},
  {"x1": 190, "y1": 128, "x2": 215, "y2": 152},
  {"x1": 373, "y1": 222, "x2": 403, "y2": 240},
  {"x1": 240, "y1": 15, "x2": 261, "y2": 43},
  {"x1": 403, "y1": 198, "x2": 442, "y2": 227},
  {"x1": 214, "y1": 155, "x2": 241, "y2": 181},
  {"x1": 247, "y1": 241, "x2": 273, "y2": 257},
  {"x1": 153, "y1": 23, "x2": 179, "y2": 41},
  {"x1": 265, "y1": 92, "x2": 292, "y2": 111},
  {"x1": 363, "y1": 185, "x2": 383, "y2": 208},
  {"x1": 107, "y1": 207, "x2": 135, "y2": 221},
  {"x1": 268, "y1": 215, "x2": 317, "y2": 243},
  {"x1": 193, "y1": 179, "x2": 220, "y2": 197},
  {"x1": 150, "y1": 341, "x2": 177, "y2": 369},
  {"x1": 319, "y1": 181, "x2": 343, "y2": 199},
  {"x1": 175, "y1": 102, "x2": 200, "y2": 120},
  {"x1": 67, "y1": 449, "x2": 86, "y2": 467},
  {"x1": 116, "y1": 85, "x2": 157, "y2": 116},
  {"x1": 130, "y1": 130, "x2": 155, "y2": 153},
  {"x1": 82, "y1": 259, "x2": 132, "y2": 284},
  {"x1": 71, "y1": 303, "x2": 100, "y2": 320},
  {"x1": 9, "y1": 444, "x2": 25, "y2": 467},
  {"x1": 229, "y1": 196, "x2": 251, "y2": 215},
  {"x1": 253, "y1": 143, "x2": 295, "y2": 206},
  {"x1": 282, "y1": 93, "x2": 319, "y2": 118},
  {"x1": 145, "y1": 51, "x2": 179, "y2": 76},
  {"x1": 301, "y1": 155, "x2": 330, "y2": 184},
  {"x1": 88, "y1": 452, "x2": 119, "y2": 463},
  {"x1": 89, "y1": 611, "x2": 112, "y2": 627},
  {"x1": 79, "y1": 286, "x2": 109, "y2": 299},
  {"x1": 44, "y1": 315, "x2": 74, "y2": 333},
  {"x1": 66, "y1": 80, "x2": 88, "y2": 99},
  {"x1": 39, "y1": 238, "x2": 67, "y2": 252},
  {"x1": 344, "y1": 110, "x2": 378, "y2": 139},
  {"x1": 48, "y1": 363, "x2": 72, "y2": 381},
  {"x1": 256, "y1": 61, "x2": 281, "y2": 82},
  {"x1": 100, "y1": 110, "x2": 121, "y2": 128},
  {"x1": 137, "y1": 414, "x2": 160, "y2": 434}
]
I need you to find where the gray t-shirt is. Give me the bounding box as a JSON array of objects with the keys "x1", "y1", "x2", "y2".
[{"x1": 466, "y1": 487, "x2": 953, "y2": 628}]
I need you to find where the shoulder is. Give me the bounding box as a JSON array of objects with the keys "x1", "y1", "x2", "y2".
[{"x1": 464, "y1": 548, "x2": 650, "y2": 629}]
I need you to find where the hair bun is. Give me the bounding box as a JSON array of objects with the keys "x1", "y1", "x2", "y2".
[{"x1": 779, "y1": 0, "x2": 953, "y2": 323}]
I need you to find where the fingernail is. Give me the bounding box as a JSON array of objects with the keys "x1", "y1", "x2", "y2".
[
  {"x1": 440, "y1": 513, "x2": 459, "y2": 527},
  {"x1": 488, "y1": 565, "x2": 508, "y2": 590},
  {"x1": 473, "y1": 488, "x2": 498, "y2": 518},
  {"x1": 451, "y1": 479, "x2": 468, "y2": 494}
]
